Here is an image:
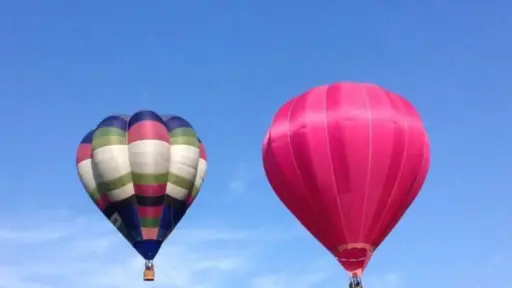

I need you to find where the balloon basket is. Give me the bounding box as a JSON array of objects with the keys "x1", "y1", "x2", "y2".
[
  {"x1": 348, "y1": 275, "x2": 362, "y2": 288},
  {"x1": 143, "y1": 264, "x2": 155, "y2": 281}
]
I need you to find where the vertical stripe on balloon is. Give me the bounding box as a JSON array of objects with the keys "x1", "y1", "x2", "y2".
[
  {"x1": 76, "y1": 127, "x2": 135, "y2": 243},
  {"x1": 92, "y1": 115, "x2": 142, "y2": 243},
  {"x1": 156, "y1": 116, "x2": 201, "y2": 240},
  {"x1": 128, "y1": 111, "x2": 169, "y2": 240},
  {"x1": 188, "y1": 139, "x2": 207, "y2": 205},
  {"x1": 76, "y1": 130, "x2": 106, "y2": 208}
]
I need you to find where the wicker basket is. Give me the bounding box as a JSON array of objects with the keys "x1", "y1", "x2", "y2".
[{"x1": 143, "y1": 267, "x2": 155, "y2": 281}]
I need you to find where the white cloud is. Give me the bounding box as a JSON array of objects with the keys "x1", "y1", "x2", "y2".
[
  {"x1": 0, "y1": 210, "x2": 404, "y2": 288},
  {"x1": 229, "y1": 180, "x2": 246, "y2": 193},
  {"x1": 0, "y1": 211, "x2": 331, "y2": 288},
  {"x1": 0, "y1": 228, "x2": 67, "y2": 243},
  {"x1": 229, "y1": 161, "x2": 248, "y2": 193},
  {"x1": 251, "y1": 271, "x2": 327, "y2": 288},
  {"x1": 364, "y1": 272, "x2": 403, "y2": 288}
]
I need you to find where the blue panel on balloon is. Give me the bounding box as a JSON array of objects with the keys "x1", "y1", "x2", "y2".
[{"x1": 133, "y1": 240, "x2": 163, "y2": 260}]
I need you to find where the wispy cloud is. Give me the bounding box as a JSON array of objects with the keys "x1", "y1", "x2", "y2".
[
  {"x1": 229, "y1": 180, "x2": 246, "y2": 193},
  {"x1": 229, "y1": 161, "x2": 249, "y2": 193},
  {"x1": 251, "y1": 271, "x2": 327, "y2": 288},
  {"x1": 0, "y1": 211, "x2": 329, "y2": 288},
  {"x1": 0, "y1": 215, "x2": 247, "y2": 288},
  {"x1": 364, "y1": 272, "x2": 403, "y2": 288},
  {"x1": 0, "y1": 210, "x2": 406, "y2": 288},
  {"x1": 0, "y1": 228, "x2": 67, "y2": 243}
]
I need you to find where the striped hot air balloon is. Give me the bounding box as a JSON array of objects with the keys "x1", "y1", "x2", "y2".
[{"x1": 75, "y1": 110, "x2": 207, "y2": 281}]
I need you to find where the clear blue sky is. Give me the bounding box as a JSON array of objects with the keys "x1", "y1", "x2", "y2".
[{"x1": 0, "y1": 0, "x2": 511, "y2": 287}]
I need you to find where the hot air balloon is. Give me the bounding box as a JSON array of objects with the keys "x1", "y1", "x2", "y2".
[
  {"x1": 262, "y1": 82, "x2": 430, "y2": 287},
  {"x1": 76, "y1": 110, "x2": 207, "y2": 281}
]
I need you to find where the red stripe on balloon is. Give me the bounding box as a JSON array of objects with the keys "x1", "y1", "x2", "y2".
[
  {"x1": 127, "y1": 120, "x2": 169, "y2": 143},
  {"x1": 76, "y1": 144, "x2": 92, "y2": 165},
  {"x1": 199, "y1": 143, "x2": 207, "y2": 160},
  {"x1": 96, "y1": 193, "x2": 111, "y2": 211},
  {"x1": 137, "y1": 206, "x2": 164, "y2": 219},
  {"x1": 141, "y1": 228, "x2": 158, "y2": 240},
  {"x1": 133, "y1": 184, "x2": 167, "y2": 197}
]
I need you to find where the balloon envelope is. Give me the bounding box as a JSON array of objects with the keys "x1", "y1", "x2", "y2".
[
  {"x1": 262, "y1": 82, "x2": 430, "y2": 275},
  {"x1": 76, "y1": 110, "x2": 207, "y2": 260}
]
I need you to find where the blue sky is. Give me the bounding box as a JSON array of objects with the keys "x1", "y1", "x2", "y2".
[{"x1": 0, "y1": 0, "x2": 511, "y2": 287}]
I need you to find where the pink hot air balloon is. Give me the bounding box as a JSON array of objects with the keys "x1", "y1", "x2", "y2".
[{"x1": 262, "y1": 82, "x2": 430, "y2": 287}]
